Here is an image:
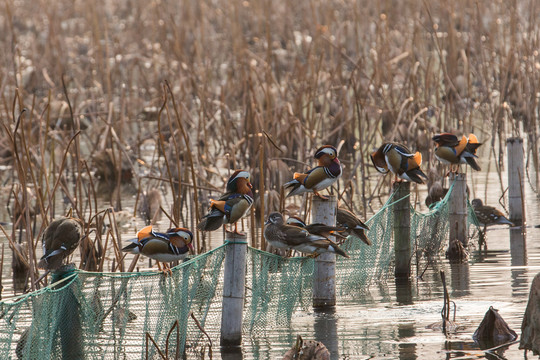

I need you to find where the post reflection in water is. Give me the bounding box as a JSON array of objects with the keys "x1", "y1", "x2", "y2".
[
  {"x1": 314, "y1": 307, "x2": 338, "y2": 359},
  {"x1": 398, "y1": 323, "x2": 417, "y2": 360},
  {"x1": 509, "y1": 227, "x2": 527, "y2": 297},
  {"x1": 220, "y1": 346, "x2": 244, "y2": 360},
  {"x1": 395, "y1": 277, "x2": 413, "y2": 305},
  {"x1": 449, "y1": 261, "x2": 470, "y2": 298}
]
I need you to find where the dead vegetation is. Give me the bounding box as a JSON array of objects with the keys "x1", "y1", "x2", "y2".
[{"x1": 0, "y1": 0, "x2": 538, "y2": 294}]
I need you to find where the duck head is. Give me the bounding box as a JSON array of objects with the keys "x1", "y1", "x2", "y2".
[
  {"x1": 226, "y1": 170, "x2": 253, "y2": 193},
  {"x1": 315, "y1": 145, "x2": 340, "y2": 167},
  {"x1": 265, "y1": 212, "x2": 285, "y2": 226},
  {"x1": 370, "y1": 144, "x2": 389, "y2": 173},
  {"x1": 167, "y1": 227, "x2": 194, "y2": 250}
]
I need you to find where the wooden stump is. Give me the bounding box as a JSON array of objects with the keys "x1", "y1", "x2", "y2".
[
  {"x1": 473, "y1": 306, "x2": 516, "y2": 349},
  {"x1": 393, "y1": 182, "x2": 411, "y2": 278},
  {"x1": 507, "y1": 137, "x2": 525, "y2": 224},
  {"x1": 520, "y1": 272, "x2": 540, "y2": 354},
  {"x1": 282, "y1": 335, "x2": 330, "y2": 360}
]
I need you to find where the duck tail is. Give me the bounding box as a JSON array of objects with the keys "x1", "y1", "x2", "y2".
[{"x1": 330, "y1": 243, "x2": 350, "y2": 258}]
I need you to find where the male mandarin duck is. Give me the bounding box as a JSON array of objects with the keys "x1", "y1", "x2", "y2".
[
  {"x1": 122, "y1": 225, "x2": 193, "y2": 273},
  {"x1": 432, "y1": 133, "x2": 482, "y2": 172},
  {"x1": 336, "y1": 207, "x2": 372, "y2": 246},
  {"x1": 286, "y1": 216, "x2": 347, "y2": 242},
  {"x1": 38, "y1": 216, "x2": 84, "y2": 270},
  {"x1": 370, "y1": 143, "x2": 427, "y2": 184},
  {"x1": 197, "y1": 170, "x2": 254, "y2": 234},
  {"x1": 283, "y1": 145, "x2": 342, "y2": 199},
  {"x1": 264, "y1": 212, "x2": 349, "y2": 258}
]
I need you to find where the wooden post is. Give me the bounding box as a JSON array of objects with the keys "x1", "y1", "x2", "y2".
[
  {"x1": 393, "y1": 182, "x2": 411, "y2": 278},
  {"x1": 312, "y1": 195, "x2": 337, "y2": 309},
  {"x1": 220, "y1": 233, "x2": 247, "y2": 347},
  {"x1": 507, "y1": 137, "x2": 525, "y2": 224},
  {"x1": 448, "y1": 173, "x2": 468, "y2": 247}
]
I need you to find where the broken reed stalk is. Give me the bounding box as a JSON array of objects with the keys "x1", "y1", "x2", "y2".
[
  {"x1": 440, "y1": 270, "x2": 451, "y2": 337},
  {"x1": 158, "y1": 89, "x2": 181, "y2": 224},
  {"x1": 105, "y1": 210, "x2": 125, "y2": 272},
  {"x1": 4, "y1": 107, "x2": 37, "y2": 290},
  {"x1": 165, "y1": 81, "x2": 201, "y2": 254},
  {"x1": 259, "y1": 139, "x2": 266, "y2": 250},
  {"x1": 165, "y1": 320, "x2": 180, "y2": 360}
]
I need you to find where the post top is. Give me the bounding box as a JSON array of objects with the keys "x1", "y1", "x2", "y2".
[
  {"x1": 223, "y1": 232, "x2": 247, "y2": 244},
  {"x1": 312, "y1": 194, "x2": 337, "y2": 203},
  {"x1": 506, "y1": 137, "x2": 523, "y2": 144}
]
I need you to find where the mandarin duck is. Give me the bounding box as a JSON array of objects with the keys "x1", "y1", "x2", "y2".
[
  {"x1": 432, "y1": 133, "x2": 482, "y2": 172},
  {"x1": 370, "y1": 143, "x2": 427, "y2": 184},
  {"x1": 283, "y1": 145, "x2": 342, "y2": 199},
  {"x1": 425, "y1": 181, "x2": 448, "y2": 208},
  {"x1": 471, "y1": 199, "x2": 514, "y2": 231},
  {"x1": 264, "y1": 212, "x2": 349, "y2": 258},
  {"x1": 336, "y1": 207, "x2": 372, "y2": 245},
  {"x1": 286, "y1": 216, "x2": 347, "y2": 242},
  {"x1": 197, "y1": 170, "x2": 254, "y2": 234},
  {"x1": 38, "y1": 216, "x2": 84, "y2": 270},
  {"x1": 122, "y1": 225, "x2": 193, "y2": 273}
]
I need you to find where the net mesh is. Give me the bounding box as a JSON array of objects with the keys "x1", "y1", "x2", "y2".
[{"x1": 1, "y1": 183, "x2": 480, "y2": 359}]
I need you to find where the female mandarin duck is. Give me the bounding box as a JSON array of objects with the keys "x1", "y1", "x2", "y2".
[
  {"x1": 122, "y1": 225, "x2": 193, "y2": 273},
  {"x1": 336, "y1": 207, "x2": 372, "y2": 246},
  {"x1": 283, "y1": 145, "x2": 342, "y2": 199},
  {"x1": 370, "y1": 143, "x2": 427, "y2": 184},
  {"x1": 286, "y1": 216, "x2": 347, "y2": 242},
  {"x1": 432, "y1": 133, "x2": 482, "y2": 172},
  {"x1": 38, "y1": 216, "x2": 84, "y2": 270},
  {"x1": 197, "y1": 170, "x2": 254, "y2": 234},
  {"x1": 471, "y1": 199, "x2": 514, "y2": 230},
  {"x1": 264, "y1": 212, "x2": 349, "y2": 258}
]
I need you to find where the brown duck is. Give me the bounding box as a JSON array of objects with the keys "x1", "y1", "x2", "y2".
[
  {"x1": 264, "y1": 212, "x2": 349, "y2": 258},
  {"x1": 286, "y1": 216, "x2": 347, "y2": 241},
  {"x1": 336, "y1": 207, "x2": 371, "y2": 245},
  {"x1": 38, "y1": 216, "x2": 84, "y2": 270}
]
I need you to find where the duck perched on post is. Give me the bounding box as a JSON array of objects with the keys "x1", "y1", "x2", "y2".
[
  {"x1": 370, "y1": 143, "x2": 427, "y2": 184},
  {"x1": 38, "y1": 216, "x2": 84, "y2": 271},
  {"x1": 432, "y1": 133, "x2": 482, "y2": 172},
  {"x1": 264, "y1": 212, "x2": 349, "y2": 258},
  {"x1": 283, "y1": 145, "x2": 342, "y2": 199},
  {"x1": 122, "y1": 225, "x2": 193, "y2": 273},
  {"x1": 197, "y1": 170, "x2": 254, "y2": 234}
]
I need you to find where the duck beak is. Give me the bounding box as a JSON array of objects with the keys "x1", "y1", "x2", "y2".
[
  {"x1": 333, "y1": 157, "x2": 340, "y2": 164},
  {"x1": 187, "y1": 242, "x2": 194, "y2": 253},
  {"x1": 248, "y1": 181, "x2": 253, "y2": 189},
  {"x1": 264, "y1": 218, "x2": 271, "y2": 225}
]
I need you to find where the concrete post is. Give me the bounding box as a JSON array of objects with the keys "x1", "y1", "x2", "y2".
[
  {"x1": 220, "y1": 233, "x2": 247, "y2": 347},
  {"x1": 312, "y1": 195, "x2": 338, "y2": 309}
]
